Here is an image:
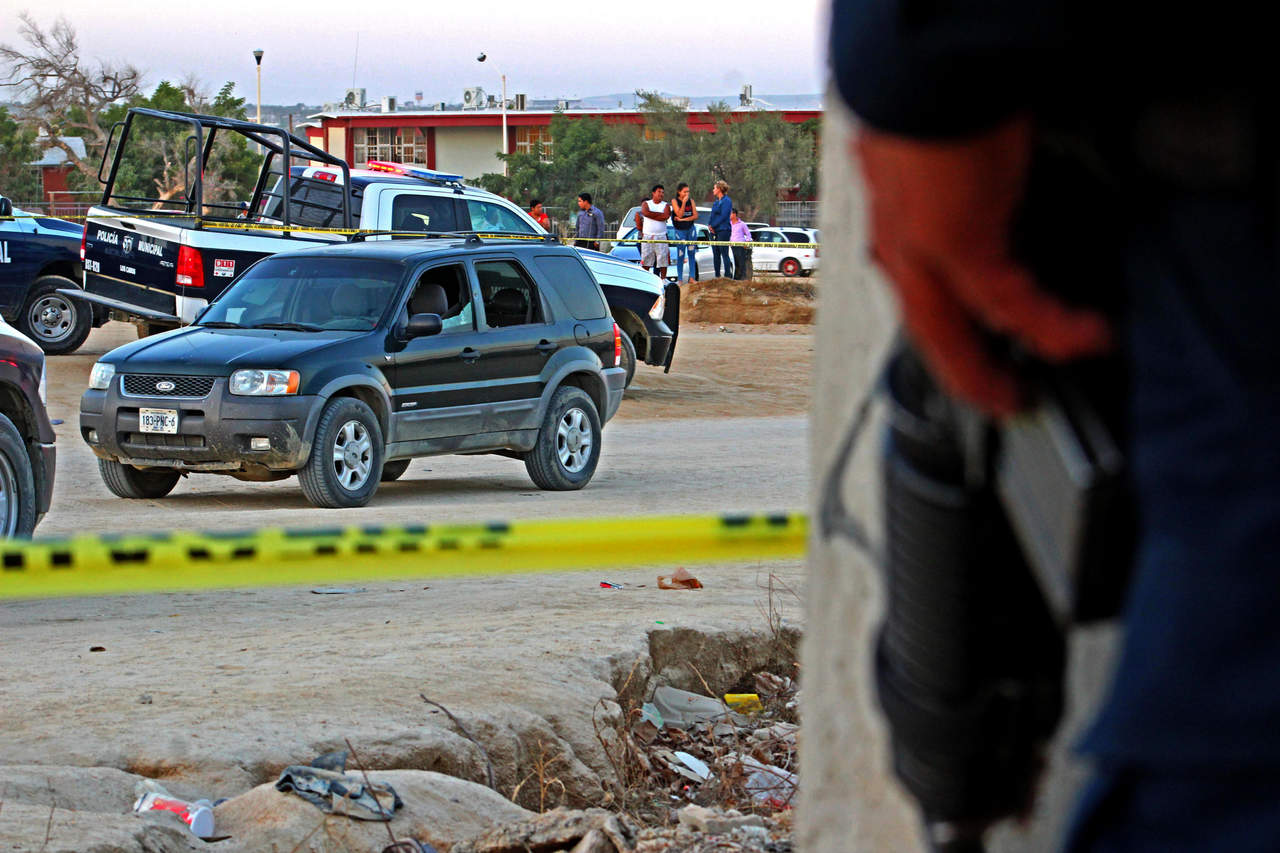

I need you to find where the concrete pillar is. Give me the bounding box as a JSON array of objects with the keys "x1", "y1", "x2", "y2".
[{"x1": 800, "y1": 94, "x2": 1119, "y2": 853}]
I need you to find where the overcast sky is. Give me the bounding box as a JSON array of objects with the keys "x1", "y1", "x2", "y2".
[{"x1": 5, "y1": 1, "x2": 830, "y2": 106}]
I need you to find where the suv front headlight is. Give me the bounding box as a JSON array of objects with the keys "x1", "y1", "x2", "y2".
[
  {"x1": 88, "y1": 362, "x2": 115, "y2": 391},
  {"x1": 229, "y1": 369, "x2": 300, "y2": 396}
]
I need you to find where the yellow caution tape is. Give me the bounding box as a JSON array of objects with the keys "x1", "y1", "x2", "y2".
[
  {"x1": 0, "y1": 512, "x2": 807, "y2": 601},
  {"x1": 7, "y1": 213, "x2": 819, "y2": 249}
]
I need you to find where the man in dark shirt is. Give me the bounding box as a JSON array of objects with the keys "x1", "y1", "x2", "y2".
[
  {"x1": 831, "y1": 1, "x2": 1280, "y2": 848},
  {"x1": 574, "y1": 193, "x2": 605, "y2": 251}
]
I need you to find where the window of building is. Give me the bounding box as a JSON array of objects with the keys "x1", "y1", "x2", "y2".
[
  {"x1": 352, "y1": 127, "x2": 428, "y2": 166},
  {"x1": 514, "y1": 126, "x2": 553, "y2": 158}
]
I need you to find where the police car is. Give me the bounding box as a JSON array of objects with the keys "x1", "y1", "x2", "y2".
[
  {"x1": 0, "y1": 195, "x2": 107, "y2": 354},
  {"x1": 76, "y1": 108, "x2": 674, "y2": 385}
]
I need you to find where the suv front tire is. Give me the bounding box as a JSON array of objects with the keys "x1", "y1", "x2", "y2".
[
  {"x1": 299, "y1": 397, "x2": 384, "y2": 508},
  {"x1": 98, "y1": 459, "x2": 181, "y2": 499},
  {"x1": 525, "y1": 386, "x2": 602, "y2": 490}
]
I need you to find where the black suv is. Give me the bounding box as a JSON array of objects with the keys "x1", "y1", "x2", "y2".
[{"x1": 79, "y1": 237, "x2": 626, "y2": 508}]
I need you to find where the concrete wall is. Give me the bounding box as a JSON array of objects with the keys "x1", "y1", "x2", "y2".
[
  {"x1": 800, "y1": 94, "x2": 1119, "y2": 853},
  {"x1": 434, "y1": 127, "x2": 506, "y2": 181}
]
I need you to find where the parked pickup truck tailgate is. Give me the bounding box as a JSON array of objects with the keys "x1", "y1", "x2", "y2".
[{"x1": 81, "y1": 210, "x2": 330, "y2": 324}]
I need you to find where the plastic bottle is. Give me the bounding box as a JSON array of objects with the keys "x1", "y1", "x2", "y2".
[{"x1": 133, "y1": 779, "x2": 216, "y2": 839}]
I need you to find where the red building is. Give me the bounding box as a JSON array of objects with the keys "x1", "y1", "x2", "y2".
[{"x1": 302, "y1": 105, "x2": 821, "y2": 181}]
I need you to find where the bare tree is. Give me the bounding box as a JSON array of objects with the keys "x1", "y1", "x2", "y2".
[{"x1": 0, "y1": 13, "x2": 142, "y2": 182}]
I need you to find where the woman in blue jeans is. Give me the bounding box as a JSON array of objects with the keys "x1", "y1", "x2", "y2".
[
  {"x1": 709, "y1": 180, "x2": 734, "y2": 278},
  {"x1": 671, "y1": 182, "x2": 699, "y2": 283}
]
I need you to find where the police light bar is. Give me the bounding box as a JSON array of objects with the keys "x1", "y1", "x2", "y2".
[{"x1": 365, "y1": 161, "x2": 464, "y2": 183}]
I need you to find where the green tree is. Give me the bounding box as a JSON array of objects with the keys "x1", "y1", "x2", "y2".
[
  {"x1": 0, "y1": 106, "x2": 40, "y2": 201},
  {"x1": 477, "y1": 92, "x2": 818, "y2": 230},
  {"x1": 0, "y1": 14, "x2": 142, "y2": 183},
  {"x1": 475, "y1": 112, "x2": 616, "y2": 231},
  {"x1": 98, "y1": 79, "x2": 259, "y2": 207}
]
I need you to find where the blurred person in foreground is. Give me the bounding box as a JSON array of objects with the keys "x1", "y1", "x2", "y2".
[{"x1": 830, "y1": 1, "x2": 1279, "y2": 850}]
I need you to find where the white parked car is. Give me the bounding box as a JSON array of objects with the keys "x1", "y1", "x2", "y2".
[
  {"x1": 779, "y1": 227, "x2": 821, "y2": 245},
  {"x1": 614, "y1": 205, "x2": 712, "y2": 243},
  {"x1": 749, "y1": 227, "x2": 819, "y2": 277}
]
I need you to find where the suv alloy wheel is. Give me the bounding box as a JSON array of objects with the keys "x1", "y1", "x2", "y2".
[{"x1": 524, "y1": 386, "x2": 602, "y2": 490}]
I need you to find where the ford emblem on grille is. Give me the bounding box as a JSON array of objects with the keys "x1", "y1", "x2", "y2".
[{"x1": 155, "y1": 380, "x2": 176, "y2": 393}]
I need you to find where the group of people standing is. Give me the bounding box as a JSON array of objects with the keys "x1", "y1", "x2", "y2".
[{"x1": 566, "y1": 181, "x2": 752, "y2": 281}]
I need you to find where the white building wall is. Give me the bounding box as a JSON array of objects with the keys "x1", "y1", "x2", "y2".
[{"x1": 434, "y1": 127, "x2": 506, "y2": 180}]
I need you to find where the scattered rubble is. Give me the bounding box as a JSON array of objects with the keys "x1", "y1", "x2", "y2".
[{"x1": 451, "y1": 807, "x2": 637, "y2": 853}]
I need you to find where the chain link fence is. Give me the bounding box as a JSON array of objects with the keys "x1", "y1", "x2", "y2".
[{"x1": 777, "y1": 201, "x2": 818, "y2": 228}]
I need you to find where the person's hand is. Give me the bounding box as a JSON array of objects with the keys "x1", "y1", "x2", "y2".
[{"x1": 854, "y1": 116, "x2": 1111, "y2": 416}]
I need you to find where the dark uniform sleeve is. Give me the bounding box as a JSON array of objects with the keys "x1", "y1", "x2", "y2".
[{"x1": 829, "y1": 0, "x2": 1067, "y2": 138}]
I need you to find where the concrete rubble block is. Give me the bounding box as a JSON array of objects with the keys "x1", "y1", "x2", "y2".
[
  {"x1": 0, "y1": 801, "x2": 198, "y2": 853},
  {"x1": 210, "y1": 770, "x2": 531, "y2": 853},
  {"x1": 452, "y1": 806, "x2": 637, "y2": 853},
  {"x1": 676, "y1": 804, "x2": 766, "y2": 835},
  {"x1": 0, "y1": 764, "x2": 150, "y2": 813}
]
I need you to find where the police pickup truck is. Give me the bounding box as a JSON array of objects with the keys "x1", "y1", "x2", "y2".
[
  {"x1": 73, "y1": 108, "x2": 672, "y2": 385},
  {"x1": 0, "y1": 196, "x2": 107, "y2": 354}
]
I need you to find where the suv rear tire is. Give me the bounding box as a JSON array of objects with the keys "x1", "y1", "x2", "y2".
[
  {"x1": 524, "y1": 386, "x2": 601, "y2": 491},
  {"x1": 19, "y1": 276, "x2": 91, "y2": 355},
  {"x1": 0, "y1": 414, "x2": 39, "y2": 537},
  {"x1": 299, "y1": 397, "x2": 384, "y2": 508},
  {"x1": 98, "y1": 459, "x2": 181, "y2": 499},
  {"x1": 619, "y1": 332, "x2": 638, "y2": 389}
]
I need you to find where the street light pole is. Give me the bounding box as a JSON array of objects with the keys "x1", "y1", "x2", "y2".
[
  {"x1": 477, "y1": 53, "x2": 508, "y2": 178},
  {"x1": 253, "y1": 49, "x2": 264, "y2": 124}
]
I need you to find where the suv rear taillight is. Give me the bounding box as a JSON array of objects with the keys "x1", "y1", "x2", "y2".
[
  {"x1": 613, "y1": 323, "x2": 622, "y2": 367},
  {"x1": 79, "y1": 225, "x2": 86, "y2": 262},
  {"x1": 176, "y1": 245, "x2": 204, "y2": 287}
]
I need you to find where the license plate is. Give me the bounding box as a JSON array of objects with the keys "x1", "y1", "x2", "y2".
[{"x1": 139, "y1": 408, "x2": 178, "y2": 434}]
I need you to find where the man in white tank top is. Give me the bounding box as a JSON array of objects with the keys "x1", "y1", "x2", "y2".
[{"x1": 635, "y1": 184, "x2": 672, "y2": 279}]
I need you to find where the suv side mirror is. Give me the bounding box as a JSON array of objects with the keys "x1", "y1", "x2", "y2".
[
  {"x1": 0, "y1": 197, "x2": 12, "y2": 219},
  {"x1": 404, "y1": 312, "x2": 443, "y2": 340}
]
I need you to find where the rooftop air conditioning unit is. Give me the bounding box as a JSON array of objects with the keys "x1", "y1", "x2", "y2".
[
  {"x1": 556, "y1": 99, "x2": 569, "y2": 111},
  {"x1": 462, "y1": 87, "x2": 486, "y2": 109},
  {"x1": 513, "y1": 93, "x2": 527, "y2": 111},
  {"x1": 433, "y1": 102, "x2": 446, "y2": 111},
  {"x1": 344, "y1": 88, "x2": 367, "y2": 109},
  {"x1": 381, "y1": 95, "x2": 397, "y2": 113}
]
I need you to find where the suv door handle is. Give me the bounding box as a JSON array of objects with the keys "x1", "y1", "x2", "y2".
[
  {"x1": 460, "y1": 347, "x2": 481, "y2": 363},
  {"x1": 536, "y1": 340, "x2": 557, "y2": 355}
]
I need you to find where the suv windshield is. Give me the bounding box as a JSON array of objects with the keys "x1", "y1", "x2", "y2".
[{"x1": 199, "y1": 257, "x2": 403, "y2": 331}]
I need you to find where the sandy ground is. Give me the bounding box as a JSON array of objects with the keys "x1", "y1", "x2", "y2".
[{"x1": 0, "y1": 322, "x2": 812, "y2": 839}]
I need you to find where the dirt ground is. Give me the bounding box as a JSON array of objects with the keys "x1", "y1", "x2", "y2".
[{"x1": 1, "y1": 320, "x2": 812, "y2": 850}]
